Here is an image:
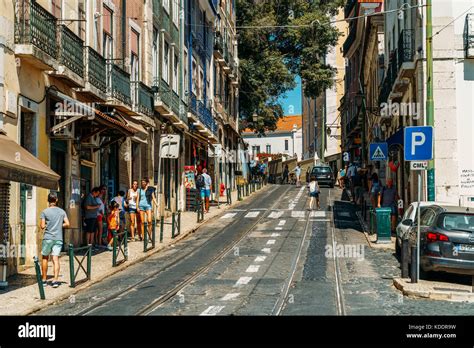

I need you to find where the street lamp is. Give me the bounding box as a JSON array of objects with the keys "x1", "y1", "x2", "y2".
[{"x1": 292, "y1": 124, "x2": 297, "y2": 159}]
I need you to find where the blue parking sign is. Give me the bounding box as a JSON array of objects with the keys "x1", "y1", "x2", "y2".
[{"x1": 404, "y1": 126, "x2": 433, "y2": 161}]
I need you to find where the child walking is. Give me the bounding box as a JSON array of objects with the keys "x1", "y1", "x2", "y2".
[
  {"x1": 308, "y1": 175, "x2": 320, "y2": 210},
  {"x1": 106, "y1": 201, "x2": 120, "y2": 251}
]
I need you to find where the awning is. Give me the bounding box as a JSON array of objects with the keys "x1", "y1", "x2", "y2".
[
  {"x1": 386, "y1": 127, "x2": 404, "y2": 147},
  {"x1": 121, "y1": 115, "x2": 149, "y2": 144},
  {"x1": 0, "y1": 131, "x2": 60, "y2": 190}
]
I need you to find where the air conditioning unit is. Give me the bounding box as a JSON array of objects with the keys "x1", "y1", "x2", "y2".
[
  {"x1": 50, "y1": 116, "x2": 75, "y2": 139},
  {"x1": 81, "y1": 133, "x2": 100, "y2": 148}
]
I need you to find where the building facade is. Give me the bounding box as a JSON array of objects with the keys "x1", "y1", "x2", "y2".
[{"x1": 0, "y1": 0, "x2": 241, "y2": 281}]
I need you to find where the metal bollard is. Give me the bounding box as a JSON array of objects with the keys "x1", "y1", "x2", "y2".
[
  {"x1": 112, "y1": 231, "x2": 117, "y2": 267},
  {"x1": 152, "y1": 219, "x2": 156, "y2": 248},
  {"x1": 33, "y1": 256, "x2": 45, "y2": 300},
  {"x1": 68, "y1": 244, "x2": 75, "y2": 288},
  {"x1": 401, "y1": 239, "x2": 409, "y2": 278},
  {"x1": 143, "y1": 222, "x2": 148, "y2": 252},
  {"x1": 160, "y1": 216, "x2": 164, "y2": 243},
  {"x1": 410, "y1": 245, "x2": 417, "y2": 283},
  {"x1": 172, "y1": 212, "x2": 176, "y2": 238}
]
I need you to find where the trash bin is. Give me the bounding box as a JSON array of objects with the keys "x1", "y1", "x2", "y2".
[{"x1": 375, "y1": 207, "x2": 392, "y2": 243}]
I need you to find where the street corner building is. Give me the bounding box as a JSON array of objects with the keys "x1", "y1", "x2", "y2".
[
  {"x1": 338, "y1": 0, "x2": 474, "y2": 207},
  {"x1": 0, "y1": 0, "x2": 242, "y2": 283}
]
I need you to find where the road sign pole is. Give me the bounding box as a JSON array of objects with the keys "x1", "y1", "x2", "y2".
[
  {"x1": 426, "y1": 0, "x2": 435, "y2": 201},
  {"x1": 417, "y1": 171, "x2": 422, "y2": 282}
]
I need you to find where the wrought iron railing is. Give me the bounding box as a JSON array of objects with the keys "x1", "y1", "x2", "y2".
[
  {"x1": 190, "y1": 93, "x2": 217, "y2": 135},
  {"x1": 58, "y1": 25, "x2": 84, "y2": 77},
  {"x1": 132, "y1": 81, "x2": 154, "y2": 116},
  {"x1": 15, "y1": 0, "x2": 58, "y2": 58},
  {"x1": 397, "y1": 29, "x2": 415, "y2": 69},
  {"x1": 85, "y1": 47, "x2": 107, "y2": 92},
  {"x1": 214, "y1": 34, "x2": 224, "y2": 53},
  {"x1": 107, "y1": 64, "x2": 131, "y2": 105}
]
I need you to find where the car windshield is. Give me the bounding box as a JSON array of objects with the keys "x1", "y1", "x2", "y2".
[
  {"x1": 439, "y1": 213, "x2": 474, "y2": 232},
  {"x1": 312, "y1": 167, "x2": 331, "y2": 174}
]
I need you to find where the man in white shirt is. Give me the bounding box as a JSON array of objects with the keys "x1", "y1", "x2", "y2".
[{"x1": 201, "y1": 168, "x2": 212, "y2": 213}]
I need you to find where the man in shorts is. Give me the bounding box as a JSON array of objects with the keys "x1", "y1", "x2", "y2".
[
  {"x1": 84, "y1": 187, "x2": 101, "y2": 246},
  {"x1": 201, "y1": 168, "x2": 212, "y2": 213},
  {"x1": 40, "y1": 193, "x2": 70, "y2": 288}
]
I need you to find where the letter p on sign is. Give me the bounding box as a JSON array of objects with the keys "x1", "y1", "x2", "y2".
[{"x1": 404, "y1": 126, "x2": 433, "y2": 161}]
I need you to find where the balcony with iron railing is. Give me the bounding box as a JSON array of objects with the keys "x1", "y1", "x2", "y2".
[
  {"x1": 397, "y1": 29, "x2": 415, "y2": 75},
  {"x1": 80, "y1": 46, "x2": 107, "y2": 97},
  {"x1": 214, "y1": 34, "x2": 224, "y2": 59},
  {"x1": 106, "y1": 63, "x2": 132, "y2": 108},
  {"x1": 153, "y1": 78, "x2": 186, "y2": 124},
  {"x1": 132, "y1": 81, "x2": 154, "y2": 117},
  {"x1": 189, "y1": 93, "x2": 217, "y2": 136},
  {"x1": 14, "y1": 0, "x2": 58, "y2": 69},
  {"x1": 52, "y1": 25, "x2": 84, "y2": 86}
]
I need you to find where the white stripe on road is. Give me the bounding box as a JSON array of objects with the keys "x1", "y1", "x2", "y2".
[
  {"x1": 275, "y1": 227, "x2": 283, "y2": 230},
  {"x1": 261, "y1": 248, "x2": 271, "y2": 253},
  {"x1": 291, "y1": 211, "x2": 305, "y2": 218},
  {"x1": 278, "y1": 220, "x2": 286, "y2": 226},
  {"x1": 200, "y1": 306, "x2": 225, "y2": 316},
  {"x1": 254, "y1": 256, "x2": 266, "y2": 262},
  {"x1": 245, "y1": 211, "x2": 260, "y2": 218},
  {"x1": 266, "y1": 240, "x2": 276, "y2": 245},
  {"x1": 221, "y1": 293, "x2": 240, "y2": 301},
  {"x1": 268, "y1": 211, "x2": 284, "y2": 219},
  {"x1": 234, "y1": 277, "x2": 252, "y2": 286},
  {"x1": 220, "y1": 213, "x2": 237, "y2": 219},
  {"x1": 310, "y1": 211, "x2": 327, "y2": 217},
  {"x1": 246, "y1": 265, "x2": 260, "y2": 273},
  {"x1": 271, "y1": 233, "x2": 281, "y2": 237}
]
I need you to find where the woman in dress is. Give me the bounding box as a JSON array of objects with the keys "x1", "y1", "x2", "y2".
[{"x1": 126, "y1": 180, "x2": 139, "y2": 241}]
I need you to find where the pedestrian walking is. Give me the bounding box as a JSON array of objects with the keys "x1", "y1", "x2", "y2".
[
  {"x1": 369, "y1": 172, "x2": 381, "y2": 208},
  {"x1": 352, "y1": 168, "x2": 364, "y2": 205},
  {"x1": 347, "y1": 162, "x2": 357, "y2": 198},
  {"x1": 126, "y1": 180, "x2": 139, "y2": 241},
  {"x1": 293, "y1": 164, "x2": 302, "y2": 187},
  {"x1": 378, "y1": 178, "x2": 400, "y2": 233},
  {"x1": 112, "y1": 190, "x2": 126, "y2": 232},
  {"x1": 137, "y1": 178, "x2": 158, "y2": 241},
  {"x1": 40, "y1": 193, "x2": 70, "y2": 288},
  {"x1": 83, "y1": 187, "x2": 101, "y2": 246},
  {"x1": 338, "y1": 167, "x2": 346, "y2": 188},
  {"x1": 106, "y1": 201, "x2": 120, "y2": 251},
  {"x1": 282, "y1": 164, "x2": 289, "y2": 184},
  {"x1": 201, "y1": 168, "x2": 212, "y2": 213},
  {"x1": 308, "y1": 176, "x2": 320, "y2": 210},
  {"x1": 97, "y1": 185, "x2": 107, "y2": 247}
]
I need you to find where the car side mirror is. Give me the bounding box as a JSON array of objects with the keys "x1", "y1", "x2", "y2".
[{"x1": 402, "y1": 219, "x2": 413, "y2": 226}]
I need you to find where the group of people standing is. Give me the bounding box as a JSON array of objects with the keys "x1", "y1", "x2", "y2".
[{"x1": 82, "y1": 179, "x2": 158, "y2": 251}]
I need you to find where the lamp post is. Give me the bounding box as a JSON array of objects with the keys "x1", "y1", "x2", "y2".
[{"x1": 292, "y1": 124, "x2": 297, "y2": 159}]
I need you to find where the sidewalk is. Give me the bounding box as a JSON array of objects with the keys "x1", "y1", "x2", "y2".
[{"x1": 0, "y1": 185, "x2": 270, "y2": 315}]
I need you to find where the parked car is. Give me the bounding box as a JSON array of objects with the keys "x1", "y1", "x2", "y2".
[
  {"x1": 405, "y1": 205, "x2": 474, "y2": 277},
  {"x1": 395, "y1": 201, "x2": 455, "y2": 256},
  {"x1": 310, "y1": 165, "x2": 334, "y2": 188}
]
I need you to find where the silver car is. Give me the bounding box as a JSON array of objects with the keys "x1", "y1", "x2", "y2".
[{"x1": 405, "y1": 205, "x2": 474, "y2": 277}]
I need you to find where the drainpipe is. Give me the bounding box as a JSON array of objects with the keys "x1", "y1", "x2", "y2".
[{"x1": 122, "y1": 0, "x2": 126, "y2": 69}]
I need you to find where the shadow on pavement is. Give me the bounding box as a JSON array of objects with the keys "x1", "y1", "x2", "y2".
[{"x1": 333, "y1": 200, "x2": 363, "y2": 232}]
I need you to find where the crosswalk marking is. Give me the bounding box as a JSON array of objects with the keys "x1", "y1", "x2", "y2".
[
  {"x1": 278, "y1": 220, "x2": 286, "y2": 226},
  {"x1": 310, "y1": 211, "x2": 327, "y2": 217},
  {"x1": 261, "y1": 248, "x2": 271, "y2": 253},
  {"x1": 266, "y1": 239, "x2": 276, "y2": 245},
  {"x1": 245, "y1": 211, "x2": 260, "y2": 218},
  {"x1": 246, "y1": 265, "x2": 260, "y2": 273},
  {"x1": 234, "y1": 277, "x2": 252, "y2": 286},
  {"x1": 254, "y1": 256, "x2": 266, "y2": 262},
  {"x1": 221, "y1": 293, "x2": 240, "y2": 301},
  {"x1": 291, "y1": 211, "x2": 305, "y2": 218},
  {"x1": 220, "y1": 213, "x2": 237, "y2": 219},
  {"x1": 271, "y1": 233, "x2": 280, "y2": 237},
  {"x1": 275, "y1": 227, "x2": 283, "y2": 230},
  {"x1": 200, "y1": 306, "x2": 225, "y2": 316},
  {"x1": 268, "y1": 211, "x2": 284, "y2": 219}
]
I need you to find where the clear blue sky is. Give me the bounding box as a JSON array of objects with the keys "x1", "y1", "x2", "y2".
[{"x1": 278, "y1": 75, "x2": 302, "y2": 116}]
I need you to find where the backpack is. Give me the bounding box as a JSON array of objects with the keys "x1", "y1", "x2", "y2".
[{"x1": 196, "y1": 174, "x2": 205, "y2": 189}]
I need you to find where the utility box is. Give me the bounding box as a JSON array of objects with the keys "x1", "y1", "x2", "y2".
[{"x1": 375, "y1": 207, "x2": 392, "y2": 243}]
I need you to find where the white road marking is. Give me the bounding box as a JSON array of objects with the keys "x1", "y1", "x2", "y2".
[
  {"x1": 311, "y1": 219, "x2": 331, "y2": 222},
  {"x1": 310, "y1": 211, "x2": 327, "y2": 217},
  {"x1": 266, "y1": 239, "x2": 276, "y2": 245},
  {"x1": 234, "y1": 277, "x2": 252, "y2": 286},
  {"x1": 254, "y1": 256, "x2": 266, "y2": 262},
  {"x1": 291, "y1": 211, "x2": 305, "y2": 218},
  {"x1": 261, "y1": 248, "x2": 271, "y2": 253},
  {"x1": 268, "y1": 211, "x2": 284, "y2": 219},
  {"x1": 278, "y1": 220, "x2": 286, "y2": 226},
  {"x1": 246, "y1": 265, "x2": 260, "y2": 273},
  {"x1": 275, "y1": 227, "x2": 283, "y2": 230},
  {"x1": 200, "y1": 306, "x2": 225, "y2": 316},
  {"x1": 221, "y1": 293, "x2": 240, "y2": 301},
  {"x1": 271, "y1": 233, "x2": 281, "y2": 237},
  {"x1": 245, "y1": 211, "x2": 260, "y2": 218},
  {"x1": 220, "y1": 213, "x2": 237, "y2": 219}
]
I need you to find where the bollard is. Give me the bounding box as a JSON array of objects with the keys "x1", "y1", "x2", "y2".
[
  {"x1": 178, "y1": 211, "x2": 181, "y2": 235},
  {"x1": 160, "y1": 216, "x2": 164, "y2": 242},
  {"x1": 33, "y1": 256, "x2": 45, "y2": 300},
  {"x1": 410, "y1": 245, "x2": 417, "y2": 283},
  {"x1": 112, "y1": 231, "x2": 117, "y2": 267},
  {"x1": 152, "y1": 219, "x2": 156, "y2": 248},
  {"x1": 87, "y1": 244, "x2": 92, "y2": 280},
  {"x1": 143, "y1": 221, "x2": 148, "y2": 252},
  {"x1": 172, "y1": 212, "x2": 176, "y2": 238},
  {"x1": 401, "y1": 239, "x2": 409, "y2": 278},
  {"x1": 68, "y1": 244, "x2": 75, "y2": 288}
]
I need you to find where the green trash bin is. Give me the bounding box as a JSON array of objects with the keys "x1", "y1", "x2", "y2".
[{"x1": 375, "y1": 207, "x2": 392, "y2": 243}]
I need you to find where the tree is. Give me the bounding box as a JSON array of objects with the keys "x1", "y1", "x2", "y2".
[{"x1": 237, "y1": 0, "x2": 344, "y2": 134}]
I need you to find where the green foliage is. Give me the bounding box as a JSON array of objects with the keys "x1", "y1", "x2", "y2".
[{"x1": 237, "y1": 0, "x2": 344, "y2": 134}]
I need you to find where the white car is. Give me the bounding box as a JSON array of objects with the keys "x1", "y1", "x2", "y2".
[{"x1": 395, "y1": 201, "x2": 456, "y2": 256}]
